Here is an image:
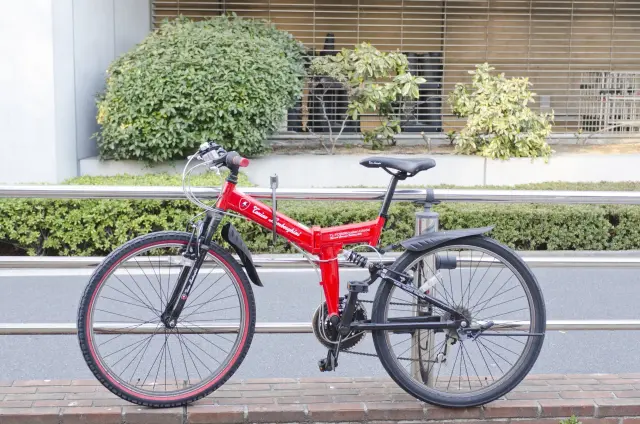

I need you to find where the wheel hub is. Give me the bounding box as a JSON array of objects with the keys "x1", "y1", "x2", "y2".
[{"x1": 443, "y1": 305, "x2": 472, "y2": 341}]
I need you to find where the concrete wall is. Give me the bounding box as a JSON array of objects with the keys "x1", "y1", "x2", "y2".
[
  {"x1": 0, "y1": 0, "x2": 150, "y2": 183},
  {"x1": 0, "y1": 1, "x2": 60, "y2": 183},
  {"x1": 73, "y1": 0, "x2": 151, "y2": 160}
]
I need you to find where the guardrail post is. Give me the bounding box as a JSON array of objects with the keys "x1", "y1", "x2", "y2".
[{"x1": 411, "y1": 189, "x2": 439, "y2": 386}]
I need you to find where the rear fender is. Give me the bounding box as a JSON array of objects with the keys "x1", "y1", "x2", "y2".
[{"x1": 400, "y1": 226, "x2": 494, "y2": 252}]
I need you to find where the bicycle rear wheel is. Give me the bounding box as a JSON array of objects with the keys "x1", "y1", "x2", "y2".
[
  {"x1": 77, "y1": 231, "x2": 256, "y2": 407},
  {"x1": 372, "y1": 236, "x2": 545, "y2": 407}
]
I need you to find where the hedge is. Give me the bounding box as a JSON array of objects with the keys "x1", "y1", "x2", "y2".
[{"x1": 1, "y1": 176, "x2": 640, "y2": 256}]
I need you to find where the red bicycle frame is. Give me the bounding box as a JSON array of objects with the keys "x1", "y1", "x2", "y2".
[{"x1": 216, "y1": 179, "x2": 386, "y2": 317}]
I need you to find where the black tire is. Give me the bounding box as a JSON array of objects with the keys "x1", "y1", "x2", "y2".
[
  {"x1": 371, "y1": 236, "x2": 546, "y2": 408},
  {"x1": 77, "y1": 231, "x2": 256, "y2": 407}
]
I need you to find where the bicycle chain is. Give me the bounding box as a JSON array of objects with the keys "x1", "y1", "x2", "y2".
[{"x1": 338, "y1": 299, "x2": 417, "y2": 359}]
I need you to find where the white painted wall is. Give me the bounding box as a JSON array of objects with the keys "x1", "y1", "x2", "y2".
[
  {"x1": 73, "y1": 0, "x2": 151, "y2": 160},
  {"x1": 0, "y1": 0, "x2": 150, "y2": 183},
  {"x1": 0, "y1": 1, "x2": 59, "y2": 183}
]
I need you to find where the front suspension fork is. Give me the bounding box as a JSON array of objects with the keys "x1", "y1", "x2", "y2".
[{"x1": 161, "y1": 210, "x2": 223, "y2": 327}]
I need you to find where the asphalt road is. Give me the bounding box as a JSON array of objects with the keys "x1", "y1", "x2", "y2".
[{"x1": 0, "y1": 266, "x2": 639, "y2": 381}]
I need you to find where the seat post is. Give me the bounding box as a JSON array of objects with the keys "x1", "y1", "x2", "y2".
[{"x1": 379, "y1": 173, "x2": 402, "y2": 221}]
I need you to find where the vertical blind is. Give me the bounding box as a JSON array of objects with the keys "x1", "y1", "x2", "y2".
[{"x1": 152, "y1": 0, "x2": 640, "y2": 139}]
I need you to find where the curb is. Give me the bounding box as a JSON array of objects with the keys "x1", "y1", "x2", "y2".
[{"x1": 3, "y1": 374, "x2": 640, "y2": 423}]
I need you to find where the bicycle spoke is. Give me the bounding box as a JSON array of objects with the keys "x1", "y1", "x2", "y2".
[
  {"x1": 181, "y1": 304, "x2": 239, "y2": 322},
  {"x1": 101, "y1": 295, "x2": 160, "y2": 312},
  {"x1": 466, "y1": 257, "x2": 497, "y2": 310},
  {"x1": 129, "y1": 324, "x2": 163, "y2": 385},
  {"x1": 468, "y1": 270, "x2": 507, "y2": 312},
  {"x1": 176, "y1": 328, "x2": 197, "y2": 384},
  {"x1": 180, "y1": 333, "x2": 222, "y2": 365},
  {"x1": 141, "y1": 336, "x2": 168, "y2": 388},
  {"x1": 143, "y1": 256, "x2": 165, "y2": 310},
  {"x1": 447, "y1": 346, "x2": 461, "y2": 390},
  {"x1": 97, "y1": 319, "x2": 157, "y2": 347},
  {"x1": 119, "y1": 334, "x2": 155, "y2": 379},
  {"x1": 179, "y1": 319, "x2": 233, "y2": 355},
  {"x1": 461, "y1": 342, "x2": 483, "y2": 388},
  {"x1": 176, "y1": 327, "x2": 212, "y2": 374},
  {"x1": 482, "y1": 337, "x2": 521, "y2": 357},
  {"x1": 471, "y1": 284, "x2": 520, "y2": 314},
  {"x1": 183, "y1": 290, "x2": 234, "y2": 313},
  {"x1": 102, "y1": 335, "x2": 153, "y2": 360},
  {"x1": 123, "y1": 265, "x2": 161, "y2": 315},
  {"x1": 475, "y1": 295, "x2": 526, "y2": 314},
  {"x1": 180, "y1": 286, "x2": 234, "y2": 319},
  {"x1": 96, "y1": 309, "x2": 152, "y2": 323},
  {"x1": 166, "y1": 335, "x2": 180, "y2": 389},
  {"x1": 105, "y1": 280, "x2": 159, "y2": 316},
  {"x1": 477, "y1": 307, "x2": 529, "y2": 321},
  {"x1": 181, "y1": 273, "x2": 226, "y2": 311}
]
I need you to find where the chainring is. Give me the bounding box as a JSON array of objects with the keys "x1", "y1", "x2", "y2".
[{"x1": 312, "y1": 300, "x2": 367, "y2": 351}]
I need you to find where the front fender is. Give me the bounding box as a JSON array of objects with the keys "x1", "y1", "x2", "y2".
[
  {"x1": 221, "y1": 223, "x2": 263, "y2": 287},
  {"x1": 400, "y1": 226, "x2": 494, "y2": 252}
]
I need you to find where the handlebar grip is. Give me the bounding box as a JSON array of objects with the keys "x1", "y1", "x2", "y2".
[{"x1": 226, "y1": 152, "x2": 250, "y2": 168}]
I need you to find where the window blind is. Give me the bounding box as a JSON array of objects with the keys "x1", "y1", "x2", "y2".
[{"x1": 152, "y1": 0, "x2": 640, "y2": 139}]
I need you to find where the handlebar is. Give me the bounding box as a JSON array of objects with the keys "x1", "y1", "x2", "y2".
[
  {"x1": 197, "y1": 142, "x2": 249, "y2": 169},
  {"x1": 225, "y1": 151, "x2": 250, "y2": 168}
]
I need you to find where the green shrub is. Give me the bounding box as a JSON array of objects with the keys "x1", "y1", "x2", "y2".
[
  {"x1": 309, "y1": 43, "x2": 425, "y2": 151},
  {"x1": 2, "y1": 176, "x2": 640, "y2": 256},
  {"x1": 559, "y1": 416, "x2": 581, "y2": 424},
  {"x1": 438, "y1": 203, "x2": 612, "y2": 251},
  {"x1": 449, "y1": 63, "x2": 553, "y2": 160},
  {"x1": 96, "y1": 16, "x2": 305, "y2": 162}
]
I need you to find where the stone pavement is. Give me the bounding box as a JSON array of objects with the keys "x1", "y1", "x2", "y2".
[{"x1": 2, "y1": 374, "x2": 640, "y2": 423}]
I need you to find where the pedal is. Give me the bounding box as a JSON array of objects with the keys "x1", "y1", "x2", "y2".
[
  {"x1": 347, "y1": 280, "x2": 368, "y2": 294},
  {"x1": 318, "y1": 358, "x2": 330, "y2": 372},
  {"x1": 318, "y1": 349, "x2": 338, "y2": 372}
]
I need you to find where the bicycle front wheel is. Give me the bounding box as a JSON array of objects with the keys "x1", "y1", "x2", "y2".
[
  {"x1": 77, "y1": 231, "x2": 256, "y2": 407},
  {"x1": 372, "y1": 236, "x2": 546, "y2": 408}
]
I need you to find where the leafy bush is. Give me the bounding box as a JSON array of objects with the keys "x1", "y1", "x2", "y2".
[
  {"x1": 2, "y1": 177, "x2": 640, "y2": 256},
  {"x1": 559, "y1": 416, "x2": 581, "y2": 424},
  {"x1": 448, "y1": 63, "x2": 554, "y2": 160},
  {"x1": 309, "y1": 43, "x2": 425, "y2": 151},
  {"x1": 96, "y1": 16, "x2": 305, "y2": 162}
]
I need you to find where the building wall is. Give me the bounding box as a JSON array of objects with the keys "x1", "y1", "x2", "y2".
[
  {"x1": 73, "y1": 0, "x2": 151, "y2": 160},
  {"x1": 0, "y1": 0, "x2": 61, "y2": 183},
  {"x1": 0, "y1": 0, "x2": 151, "y2": 183}
]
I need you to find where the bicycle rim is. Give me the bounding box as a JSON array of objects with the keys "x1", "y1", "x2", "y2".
[
  {"x1": 373, "y1": 238, "x2": 545, "y2": 406},
  {"x1": 82, "y1": 239, "x2": 250, "y2": 402}
]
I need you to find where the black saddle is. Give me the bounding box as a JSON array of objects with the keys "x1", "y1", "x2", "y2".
[{"x1": 360, "y1": 156, "x2": 436, "y2": 176}]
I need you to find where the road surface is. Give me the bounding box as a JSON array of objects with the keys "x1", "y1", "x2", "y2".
[{"x1": 0, "y1": 266, "x2": 637, "y2": 380}]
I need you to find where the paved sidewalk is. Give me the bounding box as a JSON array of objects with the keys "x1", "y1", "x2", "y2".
[{"x1": 2, "y1": 374, "x2": 640, "y2": 423}]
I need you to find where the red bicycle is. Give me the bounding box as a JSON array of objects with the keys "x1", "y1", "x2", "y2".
[{"x1": 77, "y1": 141, "x2": 546, "y2": 408}]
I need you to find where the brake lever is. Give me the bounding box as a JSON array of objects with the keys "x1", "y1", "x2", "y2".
[{"x1": 209, "y1": 164, "x2": 222, "y2": 176}]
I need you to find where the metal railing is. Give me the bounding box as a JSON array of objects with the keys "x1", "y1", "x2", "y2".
[
  {"x1": 3, "y1": 184, "x2": 640, "y2": 204},
  {"x1": 1, "y1": 184, "x2": 640, "y2": 335},
  {"x1": 3, "y1": 251, "x2": 640, "y2": 269}
]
